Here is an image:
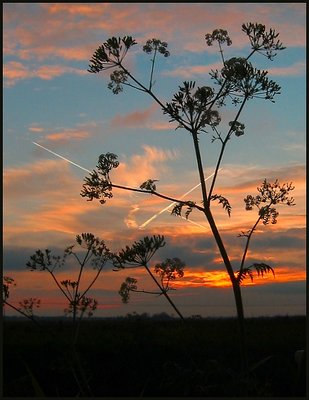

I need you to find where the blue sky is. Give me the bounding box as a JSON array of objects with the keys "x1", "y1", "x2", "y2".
[{"x1": 3, "y1": 3, "x2": 306, "y2": 318}]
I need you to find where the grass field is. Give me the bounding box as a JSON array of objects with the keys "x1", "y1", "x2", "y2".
[{"x1": 3, "y1": 315, "x2": 306, "y2": 397}]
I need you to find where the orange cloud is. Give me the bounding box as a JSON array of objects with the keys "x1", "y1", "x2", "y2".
[
  {"x1": 28, "y1": 125, "x2": 45, "y2": 133},
  {"x1": 172, "y1": 264, "x2": 305, "y2": 290},
  {"x1": 113, "y1": 145, "x2": 179, "y2": 188},
  {"x1": 132, "y1": 163, "x2": 305, "y2": 237},
  {"x1": 3, "y1": 148, "x2": 179, "y2": 249},
  {"x1": 3, "y1": 159, "x2": 91, "y2": 245},
  {"x1": 3, "y1": 154, "x2": 305, "y2": 290}
]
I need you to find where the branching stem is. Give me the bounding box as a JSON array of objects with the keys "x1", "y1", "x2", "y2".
[
  {"x1": 207, "y1": 95, "x2": 248, "y2": 203},
  {"x1": 111, "y1": 182, "x2": 205, "y2": 212},
  {"x1": 143, "y1": 263, "x2": 185, "y2": 322},
  {"x1": 239, "y1": 216, "x2": 262, "y2": 277}
]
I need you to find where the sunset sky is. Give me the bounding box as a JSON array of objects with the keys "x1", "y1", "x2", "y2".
[{"x1": 3, "y1": 3, "x2": 306, "y2": 318}]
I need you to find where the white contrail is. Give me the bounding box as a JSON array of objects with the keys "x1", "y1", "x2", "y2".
[
  {"x1": 139, "y1": 169, "x2": 222, "y2": 229},
  {"x1": 177, "y1": 215, "x2": 208, "y2": 230},
  {"x1": 32, "y1": 141, "x2": 220, "y2": 231},
  {"x1": 32, "y1": 141, "x2": 91, "y2": 173}
]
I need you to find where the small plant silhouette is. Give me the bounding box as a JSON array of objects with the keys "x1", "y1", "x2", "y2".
[
  {"x1": 18, "y1": 297, "x2": 41, "y2": 318},
  {"x1": 113, "y1": 235, "x2": 185, "y2": 320},
  {"x1": 25, "y1": 232, "x2": 111, "y2": 344}
]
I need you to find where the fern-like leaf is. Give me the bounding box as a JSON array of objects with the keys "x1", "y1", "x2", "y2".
[
  {"x1": 237, "y1": 262, "x2": 275, "y2": 284},
  {"x1": 184, "y1": 201, "x2": 196, "y2": 219},
  {"x1": 171, "y1": 202, "x2": 183, "y2": 217},
  {"x1": 171, "y1": 201, "x2": 196, "y2": 219},
  {"x1": 210, "y1": 194, "x2": 232, "y2": 217},
  {"x1": 237, "y1": 267, "x2": 254, "y2": 284},
  {"x1": 252, "y1": 262, "x2": 275, "y2": 278}
]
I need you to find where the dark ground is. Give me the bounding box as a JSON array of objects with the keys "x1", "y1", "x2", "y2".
[{"x1": 2, "y1": 315, "x2": 306, "y2": 397}]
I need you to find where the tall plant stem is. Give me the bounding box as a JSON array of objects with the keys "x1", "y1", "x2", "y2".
[
  {"x1": 191, "y1": 127, "x2": 248, "y2": 371},
  {"x1": 49, "y1": 270, "x2": 72, "y2": 303},
  {"x1": 205, "y1": 207, "x2": 248, "y2": 371},
  {"x1": 72, "y1": 249, "x2": 90, "y2": 326},
  {"x1": 192, "y1": 131, "x2": 208, "y2": 204}
]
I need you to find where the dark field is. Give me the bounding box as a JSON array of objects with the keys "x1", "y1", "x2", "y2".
[{"x1": 2, "y1": 315, "x2": 306, "y2": 397}]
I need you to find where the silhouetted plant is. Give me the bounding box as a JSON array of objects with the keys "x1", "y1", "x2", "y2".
[
  {"x1": 3, "y1": 276, "x2": 15, "y2": 303},
  {"x1": 83, "y1": 23, "x2": 293, "y2": 373},
  {"x1": 19, "y1": 233, "x2": 113, "y2": 396},
  {"x1": 26, "y1": 233, "x2": 111, "y2": 344},
  {"x1": 113, "y1": 235, "x2": 185, "y2": 321},
  {"x1": 3, "y1": 276, "x2": 44, "y2": 329},
  {"x1": 18, "y1": 297, "x2": 41, "y2": 318}
]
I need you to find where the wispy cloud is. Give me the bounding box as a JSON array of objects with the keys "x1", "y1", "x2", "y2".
[
  {"x1": 28, "y1": 124, "x2": 45, "y2": 133},
  {"x1": 268, "y1": 62, "x2": 305, "y2": 77},
  {"x1": 28, "y1": 121, "x2": 98, "y2": 147},
  {"x1": 164, "y1": 61, "x2": 306, "y2": 79},
  {"x1": 110, "y1": 106, "x2": 155, "y2": 129},
  {"x1": 162, "y1": 62, "x2": 222, "y2": 78},
  {"x1": 3, "y1": 61, "x2": 87, "y2": 87},
  {"x1": 3, "y1": 3, "x2": 305, "y2": 86},
  {"x1": 3, "y1": 146, "x2": 179, "y2": 248},
  {"x1": 114, "y1": 145, "x2": 179, "y2": 188},
  {"x1": 110, "y1": 105, "x2": 172, "y2": 131},
  {"x1": 45, "y1": 130, "x2": 90, "y2": 143}
]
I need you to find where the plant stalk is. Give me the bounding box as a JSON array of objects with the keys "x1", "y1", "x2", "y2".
[{"x1": 144, "y1": 263, "x2": 185, "y2": 322}]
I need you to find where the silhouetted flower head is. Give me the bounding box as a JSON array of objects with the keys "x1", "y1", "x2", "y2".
[
  {"x1": 244, "y1": 179, "x2": 295, "y2": 224},
  {"x1": 205, "y1": 29, "x2": 232, "y2": 46},
  {"x1": 88, "y1": 36, "x2": 137, "y2": 73},
  {"x1": 211, "y1": 57, "x2": 281, "y2": 102},
  {"x1": 165, "y1": 81, "x2": 221, "y2": 132},
  {"x1": 242, "y1": 22, "x2": 286, "y2": 60},
  {"x1": 143, "y1": 38, "x2": 170, "y2": 57},
  {"x1": 113, "y1": 235, "x2": 166, "y2": 268}
]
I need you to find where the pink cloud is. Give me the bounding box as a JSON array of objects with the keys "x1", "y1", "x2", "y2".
[
  {"x1": 111, "y1": 106, "x2": 155, "y2": 129},
  {"x1": 164, "y1": 60, "x2": 306, "y2": 80},
  {"x1": 3, "y1": 3, "x2": 305, "y2": 67},
  {"x1": 162, "y1": 62, "x2": 222, "y2": 78},
  {"x1": 268, "y1": 62, "x2": 305, "y2": 77},
  {"x1": 27, "y1": 121, "x2": 99, "y2": 147},
  {"x1": 110, "y1": 105, "x2": 173, "y2": 132},
  {"x1": 45, "y1": 130, "x2": 90, "y2": 143},
  {"x1": 46, "y1": 3, "x2": 107, "y2": 16},
  {"x1": 3, "y1": 61, "x2": 87, "y2": 86}
]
